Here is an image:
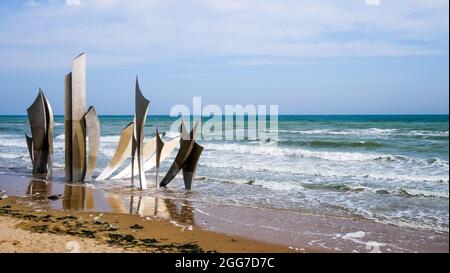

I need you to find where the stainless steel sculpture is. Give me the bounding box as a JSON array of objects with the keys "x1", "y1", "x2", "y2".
[
  {"x1": 25, "y1": 134, "x2": 33, "y2": 163},
  {"x1": 64, "y1": 53, "x2": 100, "y2": 182},
  {"x1": 95, "y1": 122, "x2": 134, "y2": 181},
  {"x1": 112, "y1": 135, "x2": 159, "y2": 180},
  {"x1": 44, "y1": 94, "x2": 54, "y2": 176},
  {"x1": 131, "y1": 78, "x2": 150, "y2": 190},
  {"x1": 155, "y1": 128, "x2": 164, "y2": 187},
  {"x1": 26, "y1": 89, "x2": 54, "y2": 176},
  {"x1": 143, "y1": 136, "x2": 180, "y2": 176},
  {"x1": 159, "y1": 120, "x2": 203, "y2": 190},
  {"x1": 84, "y1": 106, "x2": 100, "y2": 181},
  {"x1": 182, "y1": 142, "x2": 204, "y2": 190},
  {"x1": 108, "y1": 134, "x2": 179, "y2": 180}
]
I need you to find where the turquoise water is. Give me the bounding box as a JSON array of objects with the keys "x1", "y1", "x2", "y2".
[{"x1": 0, "y1": 115, "x2": 448, "y2": 232}]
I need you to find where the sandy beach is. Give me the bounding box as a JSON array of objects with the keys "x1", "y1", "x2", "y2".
[
  {"x1": 0, "y1": 177, "x2": 295, "y2": 253},
  {"x1": 0, "y1": 216, "x2": 128, "y2": 253}
]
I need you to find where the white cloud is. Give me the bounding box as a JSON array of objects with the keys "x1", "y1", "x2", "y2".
[
  {"x1": 366, "y1": 0, "x2": 381, "y2": 6},
  {"x1": 25, "y1": 0, "x2": 40, "y2": 7},
  {"x1": 0, "y1": 0, "x2": 447, "y2": 71},
  {"x1": 65, "y1": 0, "x2": 80, "y2": 6}
]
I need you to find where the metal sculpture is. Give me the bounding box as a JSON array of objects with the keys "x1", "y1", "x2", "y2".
[
  {"x1": 155, "y1": 128, "x2": 164, "y2": 187},
  {"x1": 111, "y1": 135, "x2": 159, "y2": 180},
  {"x1": 26, "y1": 89, "x2": 54, "y2": 176},
  {"x1": 131, "y1": 78, "x2": 150, "y2": 189},
  {"x1": 43, "y1": 93, "x2": 54, "y2": 176},
  {"x1": 64, "y1": 53, "x2": 100, "y2": 182},
  {"x1": 95, "y1": 122, "x2": 134, "y2": 181},
  {"x1": 182, "y1": 142, "x2": 204, "y2": 190},
  {"x1": 84, "y1": 106, "x2": 100, "y2": 181},
  {"x1": 159, "y1": 119, "x2": 203, "y2": 190},
  {"x1": 107, "y1": 134, "x2": 179, "y2": 180},
  {"x1": 142, "y1": 136, "x2": 180, "y2": 180},
  {"x1": 25, "y1": 134, "x2": 33, "y2": 163}
]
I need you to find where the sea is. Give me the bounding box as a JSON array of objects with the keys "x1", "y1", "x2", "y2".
[{"x1": 0, "y1": 115, "x2": 448, "y2": 234}]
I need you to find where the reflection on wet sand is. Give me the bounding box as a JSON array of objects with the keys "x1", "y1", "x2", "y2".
[
  {"x1": 164, "y1": 197, "x2": 194, "y2": 224},
  {"x1": 25, "y1": 177, "x2": 195, "y2": 224},
  {"x1": 25, "y1": 178, "x2": 54, "y2": 211},
  {"x1": 63, "y1": 184, "x2": 94, "y2": 210},
  {"x1": 27, "y1": 179, "x2": 52, "y2": 200},
  {"x1": 107, "y1": 192, "x2": 195, "y2": 224},
  {"x1": 107, "y1": 193, "x2": 128, "y2": 213}
]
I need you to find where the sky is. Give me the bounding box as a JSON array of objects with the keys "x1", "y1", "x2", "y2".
[{"x1": 0, "y1": 0, "x2": 448, "y2": 115}]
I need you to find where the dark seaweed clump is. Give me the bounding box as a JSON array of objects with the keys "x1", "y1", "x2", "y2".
[{"x1": 130, "y1": 224, "x2": 144, "y2": 229}]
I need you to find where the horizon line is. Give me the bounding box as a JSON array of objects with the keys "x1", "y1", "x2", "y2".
[{"x1": 0, "y1": 113, "x2": 448, "y2": 116}]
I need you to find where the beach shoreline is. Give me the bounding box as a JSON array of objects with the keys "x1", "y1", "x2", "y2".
[
  {"x1": 0, "y1": 173, "x2": 448, "y2": 253},
  {"x1": 0, "y1": 174, "x2": 301, "y2": 253},
  {"x1": 0, "y1": 196, "x2": 291, "y2": 253}
]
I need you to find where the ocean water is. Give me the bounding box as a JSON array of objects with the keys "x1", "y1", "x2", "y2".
[{"x1": 0, "y1": 115, "x2": 448, "y2": 233}]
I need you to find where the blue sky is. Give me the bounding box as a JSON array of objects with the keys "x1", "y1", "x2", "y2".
[{"x1": 0, "y1": 0, "x2": 448, "y2": 115}]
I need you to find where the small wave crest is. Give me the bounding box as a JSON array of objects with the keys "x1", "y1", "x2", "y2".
[
  {"x1": 0, "y1": 152, "x2": 29, "y2": 159},
  {"x1": 205, "y1": 143, "x2": 447, "y2": 166},
  {"x1": 199, "y1": 176, "x2": 449, "y2": 199},
  {"x1": 274, "y1": 128, "x2": 398, "y2": 136},
  {"x1": 0, "y1": 138, "x2": 27, "y2": 148},
  {"x1": 302, "y1": 183, "x2": 449, "y2": 199},
  {"x1": 100, "y1": 136, "x2": 121, "y2": 143},
  {"x1": 280, "y1": 139, "x2": 385, "y2": 148},
  {"x1": 200, "y1": 158, "x2": 449, "y2": 184}
]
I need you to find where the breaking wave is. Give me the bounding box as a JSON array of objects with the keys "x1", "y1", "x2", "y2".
[
  {"x1": 280, "y1": 139, "x2": 386, "y2": 148},
  {"x1": 198, "y1": 176, "x2": 448, "y2": 199},
  {"x1": 204, "y1": 142, "x2": 447, "y2": 165}
]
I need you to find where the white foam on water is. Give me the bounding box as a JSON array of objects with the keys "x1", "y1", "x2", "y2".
[
  {"x1": 100, "y1": 136, "x2": 121, "y2": 143},
  {"x1": 202, "y1": 176, "x2": 306, "y2": 192},
  {"x1": 204, "y1": 142, "x2": 433, "y2": 163},
  {"x1": 407, "y1": 130, "x2": 449, "y2": 137},
  {"x1": 273, "y1": 128, "x2": 398, "y2": 136},
  {"x1": 53, "y1": 142, "x2": 65, "y2": 149},
  {"x1": 274, "y1": 128, "x2": 449, "y2": 138},
  {"x1": 342, "y1": 231, "x2": 366, "y2": 239},
  {"x1": 363, "y1": 173, "x2": 449, "y2": 184},
  {"x1": 398, "y1": 188, "x2": 449, "y2": 199},
  {"x1": 0, "y1": 138, "x2": 27, "y2": 148},
  {"x1": 200, "y1": 154, "x2": 449, "y2": 184},
  {"x1": 100, "y1": 147, "x2": 117, "y2": 158},
  {"x1": 165, "y1": 131, "x2": 180, "y2": 139},
  {"x1": 198, "y1": 174, "x2": 449, "y2": 201},
  {"x1": 254, "y1": 180, "x2": 305, "y2": 191},
  {"x1": 0, "y1": 152, "x2": 29, "y2": 159}
]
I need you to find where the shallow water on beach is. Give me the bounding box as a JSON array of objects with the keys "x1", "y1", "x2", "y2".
[{"x1": 0, "y1": 115, "x2": 449, "y2": 234}]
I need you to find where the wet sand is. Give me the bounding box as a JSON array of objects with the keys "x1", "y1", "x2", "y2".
[
  {"x1": 0, "y1": 175, "x2": 296, "y2": 253},
  {"x1": 0, "y1": 173, "x2": 448, "y2": 253}
]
